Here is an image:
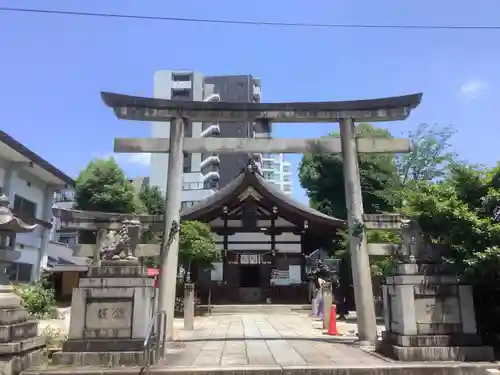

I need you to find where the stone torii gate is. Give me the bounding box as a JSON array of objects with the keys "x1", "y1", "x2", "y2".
[{"x1": 101, "y1": 91, "x2": 422, "y2": 345}]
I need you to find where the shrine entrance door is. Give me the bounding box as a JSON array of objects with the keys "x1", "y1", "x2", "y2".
[{"x1": 239, "y1": 265, "x2": 261, "y2": 303}]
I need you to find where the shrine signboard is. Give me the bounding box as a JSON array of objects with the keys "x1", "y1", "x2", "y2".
[
  {"x1": 85, "y1": 301, "x2": 133, "y2": 331},
  {"x1": 227, "y1": 253, "x2": 273, "y2": 265}
]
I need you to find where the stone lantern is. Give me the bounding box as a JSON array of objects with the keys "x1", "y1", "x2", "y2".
[
  {"x1": 0, "y1": 194, "x2": 45, "y2": 375},
  {"x1": 0, "y1": 194, "x2": 37, "y2": 307}
]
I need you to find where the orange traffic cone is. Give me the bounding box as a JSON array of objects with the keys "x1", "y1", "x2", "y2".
[{"x1": 327, "y1": 304, "x2": 339, "y2": 335}]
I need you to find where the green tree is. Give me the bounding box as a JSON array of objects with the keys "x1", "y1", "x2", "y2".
[
  {"x1": 179, "y1": 220, "x2": 220, "y2": 281},
  {"x1": 299, "y1": 123, "x2": 398, "y2": 220},
  {"x1": 392, "y1": 162, "x2": 500, "y2": 278},
  {"x1": 386, "y1": 162, "x2": 500, "y2": 340},
  {"x1": 75, "y1": 157, "x2": 144, "y2": 245},
  {"x1": 139, "y1": 185, "x2": 165, "y2": 215},
  {"x1": 75, "y1": 157, "x2": 141, "y2": 213},
  {"x1": 398, "y1": 123, "x2": 456, "y2": 186},
  {"x1": 138, "y1": 184, "x2": 165, "y2": 267}
]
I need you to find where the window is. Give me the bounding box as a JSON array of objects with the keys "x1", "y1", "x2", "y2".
[
  {"x1": 181, "y1": 201, "x2": 198, "y2": 210},
  {"x1": 264, "y1": 162, "x2": 273, "y2": 169},
  {"x1": 283, "y1": 166, "x2": 291, "y2": 173},
  {"x1": 284, "y1": 185, "x2": 292, "y2": 192},
  {"x1": 58, "y1": 235, "x2": 76, "y2": 247},
  {"x1": 283, "y1": 175, "x2": 291, "y2": 182},
  {"x1": 7, "y1": 262, "x2": 33, "y2": 283},
  {"x1": 171, "y1": 89, "x2": 190, "y2": 99},
  {"x1": 172, "y1": 73, "x2": 191, "y2": 82},
  {"x1": 14, "y1": 195, "x2": 37, "y2": 220},
  {"x1": 58, "y1": 236, "x2": 71, "y2": 244},
  {"x1": 183, "y1": 154, "x2": 191, "y2": 173}
]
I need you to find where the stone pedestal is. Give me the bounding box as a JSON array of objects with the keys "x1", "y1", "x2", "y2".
[
  {"x1": 52, "y1": 262, "x2": 155, "y2": 367},
  {"x1": 0, "y1": 250, "x2": 45, "y2": 375},
  {"x1": 378, "y1": 263, "x2": 494, "y2": 361},
  {"x1": 183, "y1": 283, "x2": 194, "y2": 330},
  {"x1": 321, "y1": 282, "x2": 333, "y2": 330}
]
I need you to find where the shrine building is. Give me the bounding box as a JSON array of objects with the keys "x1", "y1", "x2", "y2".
[{"x1": 181, "y1": 160, "x2": 346, "y2": 304}]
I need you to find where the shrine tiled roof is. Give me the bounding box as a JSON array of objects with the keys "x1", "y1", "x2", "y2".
[{"x1": 181, "y1": 160, "x2": 346, "y2": 229}]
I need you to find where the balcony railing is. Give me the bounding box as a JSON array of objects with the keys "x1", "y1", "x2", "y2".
[
  {"x1": 254, "y1": 132, "x2": 272, "y2": 139},
  {"x1": 55, "y1": 191, "x2": 75, "y2": 203},
  {"x1": 182, "y1": 181, "x2": 219, "y2": 191},
  {"x1": 200, "y1": 154, "x2": 220, "y2": 169},
  {"x1": 201, "y1": 124, "x2": 220, "y2": 138},
  {"x1": 203, "y1": 171, "x2": 220, "y2": 181}
]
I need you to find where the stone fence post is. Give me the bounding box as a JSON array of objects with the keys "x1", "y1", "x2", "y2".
[{"x1": 184, "y1": 283, "x2": 195, "y2": 330}]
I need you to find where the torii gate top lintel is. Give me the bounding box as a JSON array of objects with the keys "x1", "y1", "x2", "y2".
[{"x1": 101, "y1": 92, "x2": 423, "y2": 123}]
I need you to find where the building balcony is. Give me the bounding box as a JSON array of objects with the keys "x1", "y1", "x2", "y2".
[
  {"x1": 255, "y1": 132, "x2": 272, "y2": 139},
  {"x1": 262, "y1": 154, "x2": 275, "y2": 162},
  {"x1": 172, "y1": 81, "x2": 192, "y2": 90},
  {"x1": 201, "y1": 124, "x2": 221, "y2": 137},
  {"x1": 202, "y1": 170, "x2": 220, "y2": 181},
  {"x1": 55, "y1": 190, "x2": 75, "y2": 203},
  {"x1": 182, "y1": 181, "x2": 219, "y2": 191},
  {"x1": 200, "y1": 154, "x2": 220, "y2": 170},
  {"x1": 47, "y1": 240, "x2": 73, "y2": 260}
]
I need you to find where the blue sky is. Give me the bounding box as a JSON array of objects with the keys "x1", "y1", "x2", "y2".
[{"x1": 1, "y1": 0, "x2": 499, "y2": 203}]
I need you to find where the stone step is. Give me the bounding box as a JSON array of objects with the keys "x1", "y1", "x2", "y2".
[
  {"x1": 203, "y1": 304, "x2": 311, "y2": 315},
  {"x1": 20, "y1": 363, "x2": 499, "y2": 375}
]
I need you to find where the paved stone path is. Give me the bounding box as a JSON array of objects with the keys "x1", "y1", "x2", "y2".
[{"x1": 164, "y1": 313, "x2": 387, "y2": 368}]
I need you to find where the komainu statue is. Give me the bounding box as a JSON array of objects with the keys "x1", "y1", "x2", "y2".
[
  {"x1": 400, "y1": 218, "x2": 448, "y2": 264},
  {"x1": 100, "y1": 219, "x2": 141, "y2": 261}
]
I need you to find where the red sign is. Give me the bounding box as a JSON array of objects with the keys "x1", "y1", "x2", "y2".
[
  {"x1": 148, "y1": 268, "x2": 159, "y2": 277},
  {"x1": 148, "y1": 268, "x2": 159, "y2": 288}
]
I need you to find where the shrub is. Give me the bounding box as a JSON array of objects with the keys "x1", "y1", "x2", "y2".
[
  {"x1": 41, "y1": 326, "x2": 67, "y2": 349},
  {"x1": 14, "y1": 278, "x2": 57, "y2": 319}
]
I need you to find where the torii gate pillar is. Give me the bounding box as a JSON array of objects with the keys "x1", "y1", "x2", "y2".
[
  {"x1": 340, "y1": 118, "x2": 377, "y2": 343},
  {"x1": 159, "y1": 117, "x2": 185, "y2": 342}
]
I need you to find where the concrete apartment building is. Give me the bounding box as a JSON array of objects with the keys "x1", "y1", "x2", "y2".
[
  {"x1": 149, "y1": 71, "x2": 266, "y2": 209},
  {"x1": 0, "y1": 130, "x2": 76, "y2": 282},
  {"x1": 262, "y1": 153, "x2": 293, "y2": 195}
]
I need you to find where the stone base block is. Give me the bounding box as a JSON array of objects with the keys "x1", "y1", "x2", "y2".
[
  {"x1": 0, "y1": 321, "x2": 38, "y2": 343},
  {"x1": 51, "y1": 349, "x2": 156, "y2": 367},
  {"x1": 382, "y1": 331, "x2": 485, "y2": 347},
  {"x1": 378, "y1": 342, "x2": 495, "y2": 362},
  {"x1": 87, "y1": 265, "x2": 146, "y2": 279},
  {"x1": 0, "y1": 308, "x2": 30, "y2": 326},
  {"x1": 0, "y1": 346, "x2": 45, "y2": 375},
  {"x1": 62, "y1": 338, "x2": 149, "y2": 352}
]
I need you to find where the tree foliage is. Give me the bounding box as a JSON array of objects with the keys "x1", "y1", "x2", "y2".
[
  {"x1": 75, "y1": 159, "x2": 219, "y2": 278},
  {"x1": 299, "y1": 123, "x2": 397, "y2": 220},
  {"x1": 299, "y1": 122, "x2": 461, "y2": 281},
  {"x1": 397, "y1": 123, "x2": 456, "y2": 185},
  {"x1": 179, "y1": 220, "x2": 220, "y2": 279},
  {"x1": 393, "y1": 163, "x2": 500, "y2": 281},
  {"x1": 139, "y1": 184, "x2": 165, "y2": 216},
  {"x1": 75, "y1": 157, "x2": 142, "y2": 214}
]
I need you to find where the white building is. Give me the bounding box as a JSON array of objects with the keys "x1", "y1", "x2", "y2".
[
  {"x1": 149, "y1": 71, "x2": 264, "y2": 210},
  {"x1": 149, "y1": 71, "x2": 221, "y2": 209},
  {"x1": 0, "y1": 130, "x2": 75, "y2": 282},
  {"x1": 261, "y1": 154, "x2": 293, "y2": 195}
]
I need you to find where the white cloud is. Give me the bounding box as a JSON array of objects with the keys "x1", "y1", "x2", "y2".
[
  {"x1": 460, "y1": 79, "x2": 489, "y2": 102},
  {"x1": 100, "y1": 153, "x2": 151, "y2": 167},
  {"x1": 121, "y1": 153, "x2": 151, "y2": 166}
]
